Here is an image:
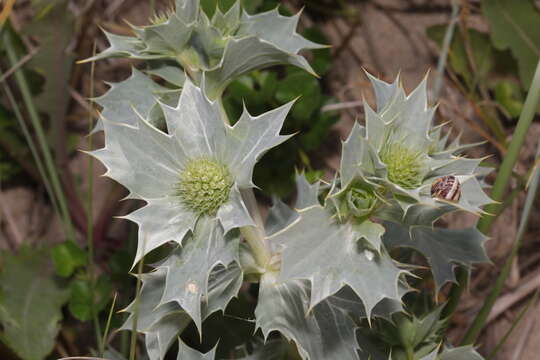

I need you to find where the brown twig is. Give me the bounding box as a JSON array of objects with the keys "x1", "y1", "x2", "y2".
[
  {"x1": 93, "y1": 184, "x2": 129, "y2": 248},
  {"x1": 487, "y1": 266, "x2": 540, "y2": 323},
  {"x1": 361, "y1": 3, "x2": 386, "y2": 74},
  {"x1": 0, "y1": 47, "x2": 38, "y2": 84},
  {"x1": 0, "y1": 191, "x2": 22, "y2": 250},
  {"x1": 333, "y1": 16, "x2": 362, "y2": 60},
  {"x1": 370, "y1": 1, "x2": 455, "y2": 14},
  {"x1": 330, "y1": 19, "x2": 364, "y2": 67}
]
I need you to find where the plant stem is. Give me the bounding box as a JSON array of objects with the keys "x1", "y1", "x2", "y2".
[
  {"x1": 432, "y1": 0, "x2": 459, "y2": 101},
  {"x1": 240, "y1": 225, "x2": 270, "y2": 269},
  {"x1": 478, "y1": 59, "x2": 540, "y2": 232},
  {"x1": 130, "y1": 237, "x2": 146, "y2": 360},
  {"x1": 240, "y1": 188, "x2": 271, "y2": 268},
  {"x1": 100, "y1": 292, "x2": 118, "y2": 356},
  {"x1": 445, "y1": 59, "x2": 540, "y2": 320},
  {"x1": 3, "y1": 28, "x2": 75, "y2": 241},
  {"x1": 87, "y1": 43, "x2": 103, "y2": 351},
  {"x1": 0, "y1": 69, "x2": 60, "y2": 216},
  {"x1": 406, "y1": 346, "x2": 414, "y2": 360}
]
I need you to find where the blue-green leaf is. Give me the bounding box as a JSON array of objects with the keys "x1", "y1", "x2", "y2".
[
  {"x1": 177, "y1": 340, "x2": 217, "y2": 360},
  {"x1": 223, "y1": 101, "x2": 294, "y2": 188},
  {"x1": 121, "y1": 260, "x2": 242, "y2": 360},
  {"x1": 95, "y1": 68, "x2": 168, "y2": 131},
  {"x1": 158, "y1": 217, "x2": 239, "y2": 333},
  {"x1": 255, "y1": 273, "x2": 360, "y2": 360},
  {"x1": 269, "y1": 206, "x2": 404, "y2": 317},
  {"x1": 439, "y1": 346, "x2": 483, "y2": 360},
  {"x1": 383, "y1": 222, "x2": 489, "y2": 289},
  {"x1": 295, "y1": 172, "x2": 320, "y2": 210}
]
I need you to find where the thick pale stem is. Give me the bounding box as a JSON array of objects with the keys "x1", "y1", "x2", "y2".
[
  {"x1": 240, "y1": 189, "x2": 271, "y2": 268},
  {"x1": 406, "y1": 347, "x2": 414, "y2": 360},
  {"x1": 240, "y1": 226, "x2": 270, "y2": 269}
]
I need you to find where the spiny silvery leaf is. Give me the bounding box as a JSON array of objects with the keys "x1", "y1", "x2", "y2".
[
  {"x1": 255, "y1": 273, "x2": 360, "y2": 360},
  {"x1": 391, "y1": 306, "x2": 445, "y2": 352},
  {"x1": 413, "y1": 346, "x2": 484, "y2": 360},
  {"x1": 121, "y1": 260, "x2": 242, "y2": 360},
  {"x1": 91, "y1": 79, "x2": 292, "y2": 265},
  {"x1": 157, "y1": 217, "x2": 239, "y2": 334},
  {"x1": 84, "y1": 0, "x2": 324, "y2": 99},
  {"x1": 211, "y1": 1, "x2": 241, "y2": 36},
  {"x1": 146, "y1": 65, "x2": 187, "y2": 87},
  {"x1": 203, "y1": 7, "x2": 326, "y2": 98},
  {"x1": 357, "y1": 333, "x2": 388, "y2": 360},
  {"x1": 419, "y1": 349, "x2": 439, "y2": 360},
  {"x1": 120, "y1": 268, "x2": 191, "y2": 360},
  {"x1": 145, "y1": 312, "x2": 192, "y2": 360},
  {"x1": 82, "y1": 31, "x2": 159, "y2": 61},
  {"x1": 237, "y1": 339, "x2": 288, "y2": 360},
  {"x1": 264, "y1": 198, "x2": 299, "y2": 238},
  {"x1": 323, "y1": 283, "x2": 409, "y2": 322},
  {"x1": 335, "y1": 73, "x2": 493, "y2": 224},
  {"x1": 93, "y1": 68, "x2": 169, "y2": 132},
  {"x1": 177, "y1": 340, "x2": 217, "y2": 360},
  {"x1": 295, "y1": 172, "x2": 321, "y2": 210},
  {"x1": 438, "y1": 346, "x2": 483, "y2": 360},
  {"x1": 264, "y1": 173, "x2": 320, "y2": 238},
  {"x1": 268, "y1": 205, "x2": 404, "y2": 317},
  {"x1": 382, "y1": 221, "x2": 489, "y2": 289}
]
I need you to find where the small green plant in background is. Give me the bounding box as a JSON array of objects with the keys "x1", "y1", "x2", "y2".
[
  {"x1": 83, "y1": 0, "x2": 494, "y2": 358},
  {"x1": 428, "y1": 0, "x2": 540, "y2": 146}
]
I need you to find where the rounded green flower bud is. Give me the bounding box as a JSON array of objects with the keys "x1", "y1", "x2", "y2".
[
  {"x1": 176, "y1": 158, "x2": 233, "y2": 215},
  {"x1": 346, "y1": 186, "x2": 377, "y2": 218},
  {"x1": 380, "y1": 142, "x2": 425, "y2": 189}
]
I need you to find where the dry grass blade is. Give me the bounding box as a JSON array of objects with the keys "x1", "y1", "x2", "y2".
[{"x1": 0, "y1": 0, "x2": 15, "y2": 26}]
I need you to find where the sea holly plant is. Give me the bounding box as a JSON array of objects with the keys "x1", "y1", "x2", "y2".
[{"x1": 87, "y1": 1, "x2": 492, "y2": 359}]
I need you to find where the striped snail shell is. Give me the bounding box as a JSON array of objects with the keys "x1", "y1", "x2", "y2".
[{"x1": 431, "y1": 175, "x2": 461, "y2": 202}]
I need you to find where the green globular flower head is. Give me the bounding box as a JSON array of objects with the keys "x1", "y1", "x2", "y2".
[
  {"x1": 177, "y1": 158, "x2": 233, "y2": 215},
  {"x1": 379, "y1": 142, "x2": 425, "y2": 190}
]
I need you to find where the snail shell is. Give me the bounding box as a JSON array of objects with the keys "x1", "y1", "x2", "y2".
[{"x1": 431, "y1": 176, "x2": 461, "y2": 202}]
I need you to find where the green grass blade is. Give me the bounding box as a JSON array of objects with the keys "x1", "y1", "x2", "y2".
[
  {"x1": 445, "y1": 59, "x2": 540, "y2": 321},
  {"x1": 460, "y1": 61, "x2": 540, "y2": 343},
  {"x1": 486, "y1": 289, "x2": 540, "y2": 360},
  {"x1": 100, "y1": 292, "x2": 118, "y2": 356},
  {"x1": 2, "y1": 28, "x2": 75, "y2": 241},
  {"x1": 129, "y1": 236, "x2": 147, "y2": 360},
  {"x1": 477, "y1": 59, "x2": 540, "y2": 233},
  {"x1": 0, "y1": 69, "x2": 60, "y2": 218},
  {"x1": 432, "y1": 0, "x2": 460, "y2": 101},
  {"x1": 86, "y1": 43, "x2": 103, "y2": 351}
]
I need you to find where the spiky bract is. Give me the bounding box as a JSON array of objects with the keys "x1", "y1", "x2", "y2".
[
  {"x1": 336, "y1": 73, "x2": 493, "y2": 224},
  {"x1": 84, "y1": 0, "x2": 325, "y2": 99}
]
